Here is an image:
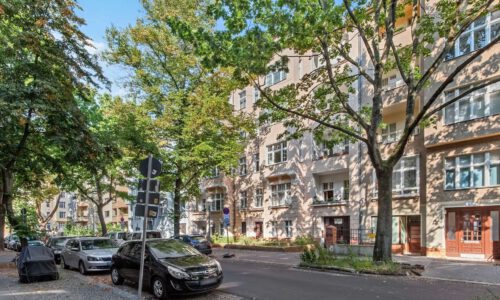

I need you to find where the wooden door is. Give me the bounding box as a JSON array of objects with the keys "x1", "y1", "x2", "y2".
[
  {"x1": 408, "y1": 216, "x2": 421, "y2": 253},
  {"x1": 458, "y1": 210, "x2": 484, "y2": 255},
  {"x1": 254, "y1": 222, "x2": 263, "y2": 238},
  {"x1": 324, "y1": 217, "x2": 350, "y2": 244},
  {"x1": 445, "y1": 210, "x2": 459, "y2": 257}
]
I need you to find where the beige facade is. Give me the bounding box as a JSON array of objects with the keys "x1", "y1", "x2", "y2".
[{"x1": 186, "y1": 7, "x2": 500, "y2": 259}]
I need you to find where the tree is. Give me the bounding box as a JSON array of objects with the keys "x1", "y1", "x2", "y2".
[
  {"x1": 63, "y1": 94, "x2": 130, "y2": 236},
  {"x1": 0, "y1": 0, "x2": 105, "y2": 250},
  {"x1": 105, "y1": 0, "x2": 253, "y2": 236},
  {"x1": 169, "y1": 0, "x2": 500, "y2": 261}
]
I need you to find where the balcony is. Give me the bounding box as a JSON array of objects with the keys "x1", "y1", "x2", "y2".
[{"x1": 312, "y1": 189, "x2": 349, "y2": 207}]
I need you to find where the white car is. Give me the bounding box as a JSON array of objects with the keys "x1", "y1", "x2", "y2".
[{"x1": 105, "y1": 232, "x2": 128, "y2": 246}]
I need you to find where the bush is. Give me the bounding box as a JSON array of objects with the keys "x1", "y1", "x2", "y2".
[{"x1": 294, "y1": 235, "x2": 315, "y2": 246}]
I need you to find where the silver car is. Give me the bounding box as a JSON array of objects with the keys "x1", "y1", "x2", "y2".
[{"x1": 60, "y1": 237, "x2": 118, "y2": 275}]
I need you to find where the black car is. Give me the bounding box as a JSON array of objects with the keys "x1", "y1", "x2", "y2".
[
  {"x1": 46, "y1": 237, "x2": 72, "y2": 264},
  {"x1": 173, "y1": 235, "x2": 212, "y2": 255},
  {"x1": 110, "y1": 239, "x2": 223, "y2": 299}
]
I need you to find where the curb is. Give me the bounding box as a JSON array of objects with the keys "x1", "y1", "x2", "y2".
[{"x1": 417, "y1": 275, "x2": 500, "y2": 287}]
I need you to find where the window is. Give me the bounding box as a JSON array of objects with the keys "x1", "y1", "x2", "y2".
[
  {"x1": 381, "y1": 123, "x2": 399, "y2": 143},
  {"x1": 210, "y1": 167, "x2": 220, "y2": 178},
  {"x1": 445, "y1": 12, "x2": 500, "y2": 60},
  {"x1": 105, "y1": 211, "x2": 110, "y2": 217},
  {"x1": 320, "y1": 181, "x2": 348, "y2": 203},
  {"x1": 343, "y1": 180, "x2": 350, "y2": 201},
  {"x1": 382, "y1": 74, "x2": 402, "y2": 90},
  {"x1": 254, "y1": 153, "x2": 260, "y2": 172},
  {"x1": 239, "y1": 90, "x2": 246, "y2": 109},
  {"x1": 285, "y1": 220, "x2": 293, "y2": 238},
  {"x1": 323, "y1": 182, "x2": 334, "y2": 201},
  {"x1": 271, "y1": 221, "x2": 278, "y2": 237},
  {"x1": 265, "y1": 69, "x2": 287, "y2": 86},
  {"x1": 239, "y1": 157, "x2": 247, "y2": 176},
  {"x1": 314, "y1": 139, "x2": 349, "y2": 159},
  {"x1": 240, "y1": 191, "x2": 248, "y2": 209},
  {"x1": 254, "y1": 86, "x2": 260, "y2": 102},
  {"x1": 59, "y1": 202, "x2": 65, "y2": 209},
  {"x1": 463, "y1": 212, "x2": 482, "y2": 241},
  {"x1": 242, "y1": 222, "x2": 247, "y2": 235},
  {"x1": 270, "y1": 183, "x2": 291, "y2": 206},
  {"x1": 444, "y1": 83, "x2": 500, "y2": 124},
  {"x1": 46, "y1": 201, "x2": 50, "y2": 208},
  {"x1": 59, "y1": 212, "x2": 65, "y2": 218},
  {"x1": 255, "y1": 188, "x2": 263, "y2": 208},
  {"x1": 392, "y1": 156, "x2": 418, "y2": 195},
  {"x1": 113, "y1": 209, "x2": 117, "y2": 217},
  {"x1": 313, "y1": 55, "x2": 322, "y2": 70},
  {"x1": 267, "y1": 142, "x2": 287, "y2": 165},
  {"x1": 211, "y1": 193, "x2": 224, "y2": 211},
  {"x1": 445, "y1": 151, "x2": 499, "y2": 190}
]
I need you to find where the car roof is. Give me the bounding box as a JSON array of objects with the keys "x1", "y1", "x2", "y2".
[{"x1": 71, "y1": 237, "x2": 111, "y2": 241}]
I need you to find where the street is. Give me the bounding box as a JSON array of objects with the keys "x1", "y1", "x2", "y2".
[{"x1": 217, "y1": 259, "x2": 500, "y2": 300}]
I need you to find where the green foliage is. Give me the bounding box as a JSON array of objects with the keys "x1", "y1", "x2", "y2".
[
  {"x1": 64, "y1": 223, "x2": 94, "y2": 237},
  {"x1": 294, "y1": 235, "x2": 315, "y2": 246}
]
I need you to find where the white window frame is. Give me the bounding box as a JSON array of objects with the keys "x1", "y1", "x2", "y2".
[
  {"x1": 381, "y1": 123, "x2": 400, "y2": 144},
  {"x1": 239, "y1": 157, "x2": 247, "y2": 176},
  {"x1": 270, "y1": 182, "x2": 291, "y2": 206},
  {"x1": 267, "y1": 141, "x2": 287, "y2": 165},
  {"x1": 382, "y1": 74, "x2": 403, "y2": 90},
  {"x1": 239, "y1": 90, "x2": 246, "y2": 110},
  {"x1": 444, "y1": 82, "x2": 500, "y2": 125},
  {"x1": 240, "y1": 191, "x2": 248, "y2": 209},
  {"x1": 255, "y1": 188, "x2": 263, "y2": 208},
  {"x1": 265, "y1": 70, "x2": 287, "y2": 86},
  {"x1": 59, "y1": 211, "x2": 65, "y2": 219},
  {"x1": 446, "y1": 12, "x2": 500, "y2": 60},
  {"x1": 373, "y1": 156, "x2": 419, "y2": 196},
  {"x1": 444, "y1": 151, "x2": 500, "y2": 190},
  {"x1": 254, "y1": 86, "x2": 260, "y2": 102},
  {"x1": 254, "y1": 153, "x2": 260, "y2": 172},
  {"x1": 271, "y1": 221, "x2": 278, "y2": 237},
  {"x1": 211, "y1": 193, "x2": 224, "y2": 211},
  {"x1": 285, "y1": 220, "x2": 293, "y2": 238}
]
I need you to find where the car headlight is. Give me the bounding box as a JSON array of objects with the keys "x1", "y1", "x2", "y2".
[
  {"x1": 167, "y1": 266, "x2": 190, "y2": 279},
  {"x1": 214, "y1": 260, "x2": 222, "y2": 273},
  {"x1": 87, "y1": 256, "x2": 99, "y2": 261}
]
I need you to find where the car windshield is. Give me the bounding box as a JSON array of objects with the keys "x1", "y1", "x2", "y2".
[
  {"x1": 148, "y1": 240, "x2": 200, "y2": 259},
  {"x1": 81, "y1": 239, "x2": 115, "y2": 250},
  {"x1": 53, "y1": 238, "x2": 69, "y2": 246},
  {"x1": 117, "y1": 233, "x2": 126, "y2": 239},
  {"x1": 191, "y1": 236, "x2": 207, "y2": 242}
]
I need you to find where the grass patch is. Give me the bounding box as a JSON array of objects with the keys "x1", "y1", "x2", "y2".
[
  {"x1": 211, "y1": 234, "x2": 314, "y2": 247},
  {"x1": 299, "y1": 246, "x2": 404, "y2": 275}
]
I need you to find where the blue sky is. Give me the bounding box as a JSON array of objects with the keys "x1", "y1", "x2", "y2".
[{"x1": 77, "y1": 0, "x2": 144, "y2": 95}]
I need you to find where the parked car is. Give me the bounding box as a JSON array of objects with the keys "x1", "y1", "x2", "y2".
[
  {"x1": 110, "y1": 239, "x2": 223, "y2": 299},
  {"x1": 60, "y1": 237, "x2": 118, "y2": 275},
  {"x1": 46, "y1": 237, "x2": 72, "y2": 264},
  {"x1": 27, "y1": 240, "x2": 45, "y2": 247},
  {"x1": 127, "y1": 230, "x2": 163, "y2": 240},
  {"x1": 173, "y1": 235, "x2": 212, "y2": 255},
  {"x1": 106, "y1": 232, "x2": 128, "y2": 246},
  {"x1": 4, "y1": 234, "x2": 13, "y2": 249},
  {"x1": 7, "y1": 235, "x2": 19, "y2": 251},
  {"x1": 16, "y1": 246, "x2": 59, "y2": 283}
]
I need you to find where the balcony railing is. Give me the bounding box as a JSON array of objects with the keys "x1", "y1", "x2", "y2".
[{"x1": 313, "y1": 189, "x2": 348, "y2": 205}]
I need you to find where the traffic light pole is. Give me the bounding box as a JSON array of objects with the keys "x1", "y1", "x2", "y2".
[{"x1": 138, "y1": 154, "x2": 152, "y2": 299}]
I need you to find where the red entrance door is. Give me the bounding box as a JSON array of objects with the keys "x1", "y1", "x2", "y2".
[
  {"x1": 408, "y1": 216, "x2": 421, "y2": 253},
  {"x1": 459, "y1": 211, "x2": 484, "y2": 255}
]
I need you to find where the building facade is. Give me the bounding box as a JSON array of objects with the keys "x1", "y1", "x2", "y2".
[{"x1": 185, "y1": 6, "x2": 500, "y2": 260}]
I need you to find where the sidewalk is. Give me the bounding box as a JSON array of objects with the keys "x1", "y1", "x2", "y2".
[
  {"x1": 0, "y1": 250, "x2": 16, "y2": 265},
  {"x1": 213, "y1": 248, "x2": 500, "y2": 285}
]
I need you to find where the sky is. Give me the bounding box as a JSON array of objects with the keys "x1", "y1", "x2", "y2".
[{"x1": 77, "y1": 0, "x2": 145, "y2": 96}]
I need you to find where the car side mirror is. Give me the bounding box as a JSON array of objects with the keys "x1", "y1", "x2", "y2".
[{"x1": 71, "y1": 247, "x2": 80, "y2": 252}]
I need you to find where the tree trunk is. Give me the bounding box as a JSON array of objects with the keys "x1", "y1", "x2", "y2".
[
  {"x1": 2, "y1": 170, "x2": 17, "y2": 228},
  {"x1": 0, "y1": 204, "x2": 5, "y2": 251},
  {"x1": 373, "y1": 167, "x2": 393, "y2": 262},
  {"x1": 173, "y1": 177, "x2": 182, "y2": 237},
  {"x1": 96, "y1": 204, "x2": 107, "y2": 236}
]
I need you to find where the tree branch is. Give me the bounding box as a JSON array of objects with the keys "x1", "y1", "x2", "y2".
[{"x1": 343, "y1": 0, "x2": 376, "y2": 64}]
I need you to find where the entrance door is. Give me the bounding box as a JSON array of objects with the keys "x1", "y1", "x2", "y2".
[
  {"x1": 254, "y1": 222, "x2": 263, "y2": 239},
  {"x1": 324, "y1": 216, "x2": 350, "y2": 244},
  {"x1": 408, "y1": 216, "x2": 421, "y2": 254},
  {"x1": 459, "y1": 211, "x2": 484, "y2": 255}
]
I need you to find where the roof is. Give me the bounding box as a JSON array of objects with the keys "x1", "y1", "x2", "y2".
[{"x1": 69, "y1": 237, "x2": 111, "y2": 241}]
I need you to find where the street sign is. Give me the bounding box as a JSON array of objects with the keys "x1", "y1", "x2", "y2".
[
  {"x1": 138, "y1": 179, "x2": 160, "y2": 192},
  {"x1": 134, "y1": 204, "x2": 159, "y2": 218},
  {"x1": 223, "y1": 214, "x2": 230, "y2": 227},
  {"x1": 139, "y1": 157, "x2": 162, "y2": 178},
  {"x1": 136, "y1": 191, "x2": 161, "y2": 205},
  {"x1": 223, "y1": 207, "x2": 230, "y2": 215}
]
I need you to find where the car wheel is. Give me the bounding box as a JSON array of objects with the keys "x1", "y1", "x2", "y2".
[
  {"x1": 111, "y1": 267, "x2": 124, "y2": 285},
  {"x1": 61, "y1": 257, "x2": 69, "y2": 269},
  {"x1": 151, "y1": 277, "x2": 168, "y2": 299},
  {"x1": 79, "y1": 261, "x2": 87, "y2": 275}
]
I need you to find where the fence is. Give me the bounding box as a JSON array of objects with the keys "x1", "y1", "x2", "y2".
[{"x1": 334, "y1": 228, "x2": 375, "y2": 245}]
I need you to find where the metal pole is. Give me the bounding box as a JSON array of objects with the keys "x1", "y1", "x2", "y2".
[{"x1": 138, "y1": 154, "x2": 152, "y2": 299}]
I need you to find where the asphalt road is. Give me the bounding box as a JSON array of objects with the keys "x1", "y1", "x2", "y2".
[{"x1": 217, "y1": 259, "x2": 500, "y2": 300}]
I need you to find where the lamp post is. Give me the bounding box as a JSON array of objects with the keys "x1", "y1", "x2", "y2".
[{"x1": 206, "y1": 197, "x2": 213, "y2": 241}]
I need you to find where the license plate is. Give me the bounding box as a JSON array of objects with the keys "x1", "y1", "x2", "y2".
[{"x1": 201, "y1": 278, "x2": 218, "y2": 285}]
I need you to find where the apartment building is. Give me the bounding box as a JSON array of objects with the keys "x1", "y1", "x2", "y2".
[
  {"x1": 186, "y1": 7, "x2": 500, "y2": 260},
  {"x1": 41, "y1": 191, "x2": 130, "y2": 234}
]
